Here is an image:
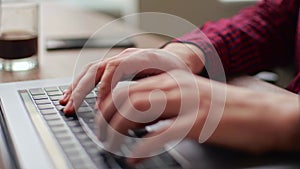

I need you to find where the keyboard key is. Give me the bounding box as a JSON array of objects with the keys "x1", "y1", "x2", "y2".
[
  {"x1": 81, "y1": 139, "x2": 96, "y2": 148},
  {"x1": 63, "y1": 115, "x2": 77, "y2": 121},
  {"x1": 49, "y1": 95, "x2": 62, "y2": 101},
  {"x1": 44, "y1": 114, "x2": 60, "y2": 121},
  {"x1": 85, "y1": 98, "x2": 97, "y2": 105},
  {"x1": 68, "y1": 154, "x2": 89, "y2": 167},
  {"x1": 59, "y1": 85, "x2": 69, "y2": 92},
  {"x1": 55, "y1": 105, "x2": 64, "y2": 111},
  {"x1": 51, "y1": 125, "x2": 68, "y2": 134},
  {"x1": 59, "y1": 141, "x2": 76, "y2": 150},
  {"x1": 44, "y1": 87, "x2": 59, "y2": 92},
  {"x1": 52, "y1": 100, "x2": 61, "y2": 106},
  {"x1": 29, "y1": 88, "x2": 45, "y2": 95},
  {"x1": 35, "y1": 99, "x2": 51, "y2": 105},
  {"x1": 86, "y1": 93, "x2": 96, "y2": 99},
  {"x1": 40, "y1": 108, "x2": 57, "y2": 115},
  {"x1": 102, "y1": 153, "x2": 122, "y2": 169},
  {"x1": 47, "y1": 120, "x2": 64, "y2": 127},
  {"x1": 77, "y1": 107, "x2": 93, "y2": 113},
  {"x1": 80, "y1": 102, "x2": 88, "y2": 107},
  {"x1": 47, "y1": 90, "x2": 63, "y2": 96},
  {"x1": 76, "y1": 133, "x2": 90, "y2": 141},
  {"x1": 55, "y1": 133, "x2": 73, "y2": 141},
  {"x1": 92, "y1": 156, "x2": 108, "y2": 169},
  {"x1": 66, "y1": 121, "x2": 81, "y2": 127},
  {"x1": 37, "y1": 104, "x2": 54, "y2": 110},
  {"x1": 86, "y1": 147, "x2": 100, "y2": 156},
  {"x1": 77, "y1": 112, "x2": 95, "y2": 120},
  {"x1": 32, "y1": 95, "x2": 48, "y2": 100},
  {"x1": 70, "y1": 126, "x2": 84, "y2": 133},
  {"x1": 64, "y1": 148, "x2": 80, "y2": 157},
  {"x1": 71, "y1": 158, "x2": 89, "y2": 169},
  {"x1": 87, "y1": 122, "x2": 96, "y2": 132}
]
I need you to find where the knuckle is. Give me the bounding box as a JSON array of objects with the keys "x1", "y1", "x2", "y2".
[
  {"x1": 89, "y1": 63, "x2": 100, "y2": 72},
  {"x1": 130, "y1": 94, "x2": 149, "y2": 112},
  {"x1": 106, "y1": 60, "x2": 119, "y2": 69},
  {"x1": 122, "y1": 48, "x2": 137, "y2": 54},
  {"x1": 84, "y1": 62, "x2": 95, "y2": 70}
]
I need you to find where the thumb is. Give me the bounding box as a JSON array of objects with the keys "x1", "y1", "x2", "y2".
[{"x1": 126, "y1": 119, "x2": 188, "y2": 164}]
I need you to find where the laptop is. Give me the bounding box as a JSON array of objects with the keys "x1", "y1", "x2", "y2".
[{"x1": 0, "y1": 77, "x2": 300, "y2": 169}]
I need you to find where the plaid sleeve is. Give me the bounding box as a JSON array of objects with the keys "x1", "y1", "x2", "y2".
[
  {"x1": 174, "y1": 0, "x2": 299, "y2": 77},
  {"x1": 287, "y1": 73, "x2": 300, "y2": 94}
]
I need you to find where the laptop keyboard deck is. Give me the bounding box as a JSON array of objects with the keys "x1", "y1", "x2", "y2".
[{"x1": 18, "y1": 86, "x2": 181, "y2": 169}]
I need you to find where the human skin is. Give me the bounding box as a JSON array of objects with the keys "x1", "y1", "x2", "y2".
[
  {"x1": 59, "y1": 43, "x2": 300, "y2": 164},
  {"x1": 105, "y1": 70, "x2": 300, "y2": 164},
  {"x1": 60, "y1": 43, "x2": 204, "y2": 113}
]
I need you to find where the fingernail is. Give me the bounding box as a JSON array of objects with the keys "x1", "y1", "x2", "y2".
[{"x1": 64, "y1": 100, "x2": 73, "y2": 113}]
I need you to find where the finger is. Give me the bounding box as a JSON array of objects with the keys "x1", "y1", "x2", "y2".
[
  {"x1": 131, "y1": 73, "x2": 174, "y2": 92},
  {"x1": 98, "y1": 75, "x2": 178, "y2": 139},
  {"x1": 64, "y1": 63, "x2": 104, "y2": 114},
  {"x1": 104, "y1": 111, "x2": 144, "y2": 153},
  {"x1": 96, "y1": 88, "x2": 128, "y2": 141},
  {"x1": 62, "y1": 48, "x2": 137, "y2": 109},
  {"x1": 127, "y1": 115, "x2": 194, "y2": 165},
  {"x1": 59, "y1": 89, "x2": 71, "y2": 106},
  {"x1": 97, "y1": 58, "x2": 123, "y2": 102},
  {"x1": 97, "y1": 49, "x2": 161, "y2": 102},
  {"x1": 97, "y1": 49, "x2": 139, "y2": 101},
  {"x1": 126, "y1": 120, "x2": 178, "y2": 165},
  {"x1": 61, "y1": 55, "x2": 119, "y2": 106},
  {"x1": 98, "y1": 87, "x2": 153, "y2": 141},
  {"x1": 104, "y1": 88, "x2": 182, "y2": 151},
  {"x1": 101, "y1": 91, "x2": 152, "y2": 148},
  {"x1": 60, "y1": 60, "x2": 99, "y2": 105}
]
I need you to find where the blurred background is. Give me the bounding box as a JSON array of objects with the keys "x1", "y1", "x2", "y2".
[
  {"x1": 1, "y1": 0, "x2": 258, "y2": 38},
  {"x1": 66, "y1": 0, "x2": 257, "y2": 35},
  {"x1": 1, "y1": 0, "x2": 293, "y2": 87}
]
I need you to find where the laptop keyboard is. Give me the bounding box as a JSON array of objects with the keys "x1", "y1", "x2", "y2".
[{"x1": 19, "y1": 86, "x2": 182, "y2": 169}]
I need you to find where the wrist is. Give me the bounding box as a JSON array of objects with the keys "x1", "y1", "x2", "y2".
[
  {"x1": 271, "y1": 94, "x2": 300, "y2": 151},
  {"x1": 163, "y1": 43, "x2": 205, "y2": 74}
]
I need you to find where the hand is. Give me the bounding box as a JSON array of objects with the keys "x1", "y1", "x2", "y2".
[
  {"x1": 60, "y1": 43, "x2": 204, "y2": 114},
  {"x1": 97, "y1": 70, "x2": 300, "y2": 164},
  {"x1": 97, "y1": 70, "x2": 204, "y2": 162}
]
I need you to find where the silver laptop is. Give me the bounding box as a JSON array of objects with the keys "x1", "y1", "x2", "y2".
[{"x1": 0, "y1": 78, "x2": 300, "y2": 169}]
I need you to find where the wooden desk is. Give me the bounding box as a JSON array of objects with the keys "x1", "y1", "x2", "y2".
[{"x1": 0, "y1": 2, "x2": 167, "y2": 83}]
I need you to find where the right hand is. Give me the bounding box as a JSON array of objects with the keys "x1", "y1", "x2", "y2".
[{"x1": 59, "y1": 43, "x2": 204, "y2": 114}]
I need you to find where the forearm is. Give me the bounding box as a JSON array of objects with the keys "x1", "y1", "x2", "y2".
[
  {"x1": 207, "y1": 87, "x2": 300, "y2": 153},
  {"x1": 163, "y1": 43, "x2": 205, "y2": 74}
]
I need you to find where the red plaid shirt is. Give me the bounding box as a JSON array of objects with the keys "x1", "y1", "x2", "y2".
[{"x1": 176, "y1": 0, "x2": 300, "y2": 94}]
